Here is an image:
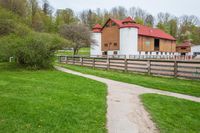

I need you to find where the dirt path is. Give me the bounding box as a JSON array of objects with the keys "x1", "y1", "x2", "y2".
[{"x1": 55, "y1": 66, "x2": 200, "y2": 133}]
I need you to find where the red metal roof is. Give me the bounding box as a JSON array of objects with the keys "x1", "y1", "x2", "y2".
[
  {"x1": 92, "y1": 24, "x2": 102, "y2": 33},
  {"x1": 135, "y1": 24, "x2": 176, "y2": 40},
  {"x1": 95, "y1": 17, "x2": 176, "y2": 41},
  {"x1": 121, "y1": 17, "x2": 136, "y2": 23},
  {"x1": 109, "y1": 18, "x2": 138, "y2": 28},
  {"x1": 176, "y1": 40, "x2": 192, "y2": 48}
]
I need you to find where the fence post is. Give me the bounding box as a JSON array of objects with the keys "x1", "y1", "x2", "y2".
[
  {"x1": 107, "y1": 58, "x2": 110, "y2": 70},
  {"x1": 124, "y1": 58, "x2": 128, "y2": 72},
  {"x1": 80, "y1": 57, "x2": 83, "y2": 66},
  {"x1": 65, "y1": 56, "x2": 68, "y2": 64},
  {"x1": 93, "y1": 58, "x2": 95, "y2": 69},
  {"x1": 174, "y1": 61, "x2": 178, "y2": 77},
  {"x1": 147, "y1": 60, "x2": 151, "y2": 75},
  {"x1": 58, "y1": 56, "x2": 61, "y2": 63},
  {"x1": 73, "y1": 56, "x2": 75, "y2": 64}
]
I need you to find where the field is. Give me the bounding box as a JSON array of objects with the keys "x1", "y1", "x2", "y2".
[
  {"x1": 0, "y1": 63, "x2": 107, "y2": 133},
  {"x1": 56, "y1": 47, "x2": 90, "y2": 56},
  {"x1": 57, "y1": 63, "x2": 200, "y2": 97},
  {"x1": 141, "y1": 94, "x2": 200, "y2": 133}
]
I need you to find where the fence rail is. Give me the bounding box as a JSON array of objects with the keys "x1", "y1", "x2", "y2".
[{"x1": 58, "y1": 56, "x2": 200, "y2": 80}]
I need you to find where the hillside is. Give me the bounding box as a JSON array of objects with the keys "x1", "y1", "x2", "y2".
[{"x1": 0, "y1": 7, "x2": 70, "y2": 68}]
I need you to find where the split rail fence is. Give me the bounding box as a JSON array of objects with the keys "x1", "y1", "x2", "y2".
[{"x1": 58, "y1": 56, "x2": 200, "y2": 80}]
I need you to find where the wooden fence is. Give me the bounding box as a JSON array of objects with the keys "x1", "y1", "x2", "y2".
[{"x1": 58, "y1": 56, "x2": 200, "y2": 80}]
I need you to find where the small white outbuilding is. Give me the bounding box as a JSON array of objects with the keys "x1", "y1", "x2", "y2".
[{"x1": 188, "y1": 45, "x2": 200, "y2": 56}]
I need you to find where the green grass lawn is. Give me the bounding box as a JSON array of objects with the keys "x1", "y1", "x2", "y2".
[
  {"x1": 0, "y1": 63, "x2": 107, "y2": 133},
  {"x1": 140, "y1": 94, "x2": 200, "y2": 133},
  {"x1": 56, "y1": 47, "x2": 90, "y2": 56},
  {"x1": 57, "y1": 64, "x2": 200, "y2": 97}
]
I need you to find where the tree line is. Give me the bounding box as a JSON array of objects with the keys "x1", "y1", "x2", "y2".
[
  {"x1": 0, "y1": 0, "x2": 94, "y2": 68},
  {"x1": 1, "y1": 0, "x2": 199, "y2": 44}
]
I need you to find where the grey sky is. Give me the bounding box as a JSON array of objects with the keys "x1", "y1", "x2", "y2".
[{"x1": 47, "y1": 0, "x2": 200, "y2": 17}]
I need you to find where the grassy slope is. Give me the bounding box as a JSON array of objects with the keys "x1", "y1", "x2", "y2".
[
  {"x1": 57, "y1": 64, "x2": 200, "y2": 97},
  {"x1": 140, "y1": 94, "x2": 200, "y2": 133},
  {"x1": 0, "y1": 63, "x2": 107, "y2": 133}
]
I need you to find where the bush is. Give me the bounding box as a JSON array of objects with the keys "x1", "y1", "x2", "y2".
[{"x1": 0, "y1": 32, "x2": 70, "y2": 69}]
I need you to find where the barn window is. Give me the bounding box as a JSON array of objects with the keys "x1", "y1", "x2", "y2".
[
  {"x1": 181, "y1": 47, "x2": 186, "y2": 50},
  {"x1": 112, "y1": 22, "x2": 116, "y2": 26},
  {"x1": 154, "y1": 39, "x2": 160, "y2": 51},
  {"x1": 145, "y1": 40, "x2": 151, "y2": 47},
  {"x1": 102, "y1": 51, "x2": 107, "y2": 55}
]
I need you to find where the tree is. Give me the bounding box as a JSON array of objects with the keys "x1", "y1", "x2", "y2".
[
  {"x1": 134, "y1": 17, "x2": 144, "y2": 25},
  {"x1": 59, "y1": 24, "x2": 94, "y2": 55},
  {"x1": 110, "y1": 6, "x2": 127, "y2": 20},
  {"x1": 157, "y1": 12, "x2": 171, "y2": 24},
  {"x1": 56, "y1": 8, "x2": 78, "y2": 27},
  {"x1": 129, "y1": 7, "x2": 153, "y2": 26},
  {"x1": 178, "y1": 15, "x2": 200, "y2": 43},
  {"x1": 145, "y1": 15, "x2": 154, "y2": 27},
  {"x1": 79, "y1": 9, "x2": 98, "y2": 29},
  {"x1": 42, "y1": 0, "x2": 53, "y2": 16},
  {"x1": 156, "y1": 12, "x2": 178, "y2": 39},
  {"x1": 168, "y1": 18, "x2": 178, "y2": 38},
  {"x1": 0, "y1": 0, "x2": 29, "y2": 17}
]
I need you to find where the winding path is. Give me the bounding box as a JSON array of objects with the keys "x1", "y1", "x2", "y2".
[{"x1": 55, "y1": 66, "x2": 200, "y2": 133}]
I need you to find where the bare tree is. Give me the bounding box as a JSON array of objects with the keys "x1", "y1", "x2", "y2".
[
  {"x1": 145, "y1": 14, "x2": 154, "y2": 27},
  {"x1": 129, "y1": 7, "x2": 147, "y2": 20},
  {"x1": 179, "y1": 15, "x2": 200, "y2": 26},
  {"x1": 59, "y1": 24, "x2": 94, "y2": 55},
  {"x1": 157, "y1": 12, "x2": 171, "y2": 24},
  {"x1": 110, "y1": 6, "x2": 127, "y2": 20}
]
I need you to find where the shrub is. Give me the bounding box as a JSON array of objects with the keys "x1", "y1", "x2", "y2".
[{"x1": 0, "y1": 32, "x2": 69, "y2": 69}]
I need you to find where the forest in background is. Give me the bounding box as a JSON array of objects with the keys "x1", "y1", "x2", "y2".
[{"x1": 0, "y1": 0, "x2": 200, "y2": 44}]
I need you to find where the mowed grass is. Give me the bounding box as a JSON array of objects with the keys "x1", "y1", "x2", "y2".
[
  {"x1": 56, "y1": 47, "x2": 90, "y2": 56},
  {"x1": 0, "y1": 63, "x2": 107, "y2": 133},
  {"x1": 140, "y1": 94, "x2": 200, "y2": 133},
  {"x1": 57, "y1": 64, "x2": 200, "y2": 97}
]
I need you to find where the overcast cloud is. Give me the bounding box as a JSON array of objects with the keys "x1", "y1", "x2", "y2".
[{"x1": 47, "y1": 0, "x2": 200, "y2": 17}]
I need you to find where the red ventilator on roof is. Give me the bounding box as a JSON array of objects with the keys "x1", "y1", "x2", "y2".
[
  {"x1": 110, "y1": 17, "x2": 138, "y2": 28},
  {"x1": 92, "y1": 24, "x2": 102, "y2": 33},
  {"x1": 122, "y1": 17, "x2": 136, "y2": 23}
]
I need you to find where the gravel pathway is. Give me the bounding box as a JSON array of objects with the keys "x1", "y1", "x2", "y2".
[{"x1": 55, "y1": 66, "x2": 200, "y2": 133}]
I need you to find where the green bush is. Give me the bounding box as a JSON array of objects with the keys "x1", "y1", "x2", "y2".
[
  {"x1": 16, "y1": 33, "x2": 69, "y2": 69},
  {"x1": 0, "y1": 33, "x2": 69, "y2": 69}
]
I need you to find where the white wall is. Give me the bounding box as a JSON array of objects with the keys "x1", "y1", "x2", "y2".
[
  {"x1": 90, "y1": 33, "x2": 102, "y2": 56},
  {"x1": 119, "y1": 28, "x2": 138, "y2": 58},
  {"x1": 188, "y1": 45, "x2": 200, "y2": 55},
  {"x1": 107, "y1": 51, "x2": 114, "y2": 55}
]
